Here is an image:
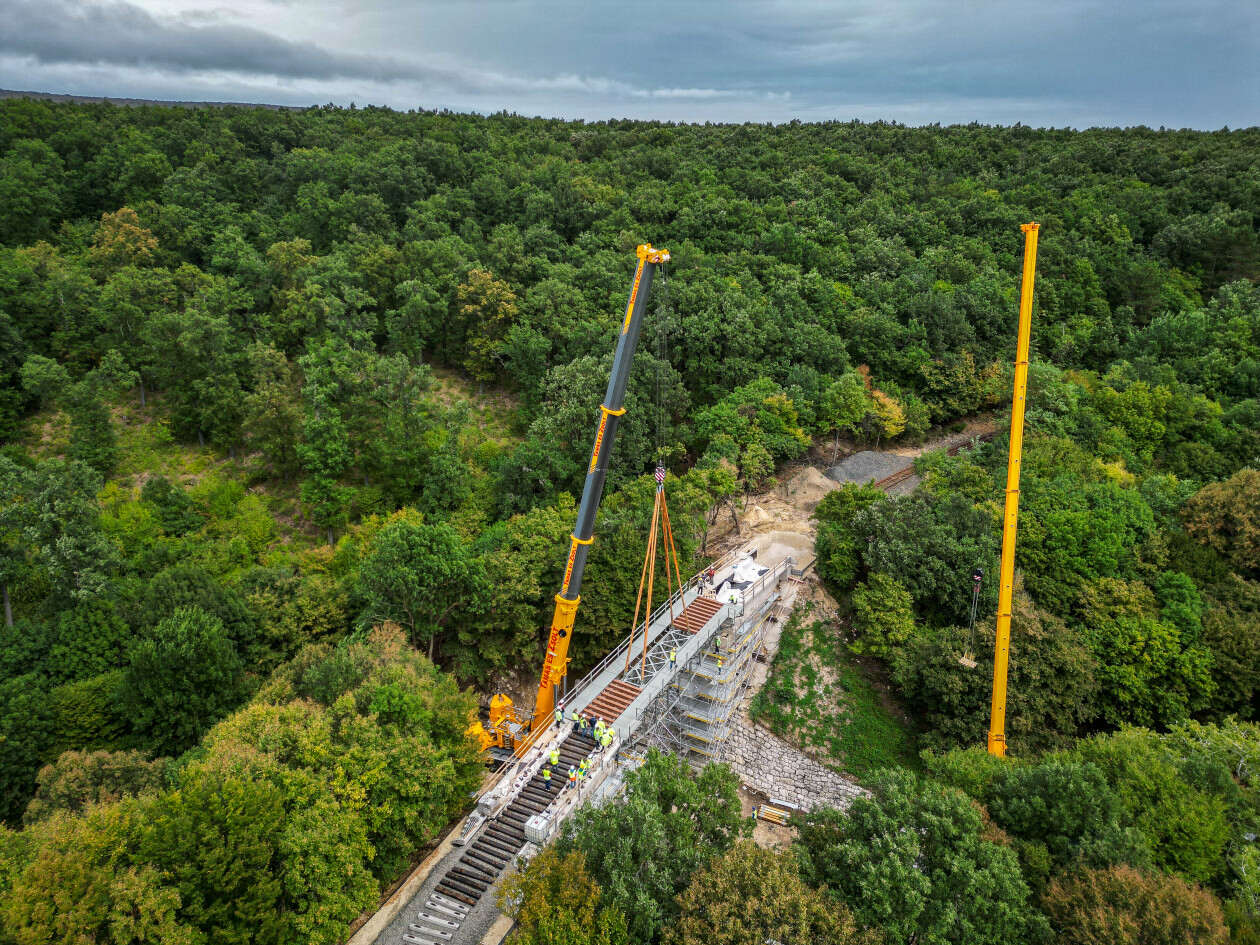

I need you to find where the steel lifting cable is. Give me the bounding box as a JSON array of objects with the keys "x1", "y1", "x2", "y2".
[
  {"x1": 960, "y1": 567, "x2": 983, "y2": 669},
  {"x1": 654, "y1": 266, "x2": 669, "y2": 465},
  {"x1": 653, "y1": 264, "x2": 683, "y2": 629},
  {"x1": 624, "y1": 265, "x2": 684, "y2": 679}
]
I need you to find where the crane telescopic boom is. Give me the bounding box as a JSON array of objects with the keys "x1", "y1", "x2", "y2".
[
  {"x1": 530, "y1": 243, "x2": 670, "y2": 734},
  {"x1": 987, "y1": 222, "x2": 1039, "y2": 756}
]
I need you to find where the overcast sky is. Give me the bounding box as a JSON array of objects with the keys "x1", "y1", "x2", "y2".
[{"x1": 1, "y1": 0, "x2": 1256, "y2": 128}]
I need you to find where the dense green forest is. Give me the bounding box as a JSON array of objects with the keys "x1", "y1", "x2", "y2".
[{"x1": 0, "y1": 97, "x2": 1257, "y2": 943}]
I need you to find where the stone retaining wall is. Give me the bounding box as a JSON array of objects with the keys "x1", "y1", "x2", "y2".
[{"x1": 725, "y1": 718, "x2": 866, "y2": 812}]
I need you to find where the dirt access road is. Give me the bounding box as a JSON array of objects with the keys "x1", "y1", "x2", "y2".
[{"x1": 707, "y1": 414, "x2": 999, "y2": 564}]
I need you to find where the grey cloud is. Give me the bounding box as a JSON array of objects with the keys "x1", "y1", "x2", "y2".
[
  {"x1": 0, "y1": 0, "x2": 745, "y2": 102},
  {"x1": 1, "y1": 0, "x2": 460, "y2": 83},
  {"x1": 0, "y1": 0, "x2": 1254, "y2": 127}
]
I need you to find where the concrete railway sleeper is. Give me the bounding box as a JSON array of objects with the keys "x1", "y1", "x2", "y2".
[
  {"x1": 415, "y1": 727, "x2": 616, "y2": 933},
  {"x1": 408, "y1": 922, "x2": 454, "y2": 941},
  {"x1": 429, "y1": 893, "x2": 469, "y2": 915},
  {"x1": 415, "y1": 912, "x2": 460, "y2": 933},
  {"x1": 424, "y1": 901, "x2": 466, "y2": 921}
]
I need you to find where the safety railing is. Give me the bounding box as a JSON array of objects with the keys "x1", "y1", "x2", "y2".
[
  {"x1": 480, "y1": 550, "x2": 744, "y2": 792},
  {"x1": 564, "y1": 547, "x2": 743, "y2": 704},
  {"x1": 790, "y1": 555, "x2": 816, "y2": 578},
  {"x1": 622, "y1": 570, "x2": 789, "y2": 763}
]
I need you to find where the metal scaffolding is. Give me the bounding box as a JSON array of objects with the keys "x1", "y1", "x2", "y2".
[{"x1": 627, "y1": 558, "x2": 789, "y2": 766}]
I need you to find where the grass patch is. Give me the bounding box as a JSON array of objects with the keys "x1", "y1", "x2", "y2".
[{"x1": 751, "y1": 608, "x2": 919, "y2": 780}]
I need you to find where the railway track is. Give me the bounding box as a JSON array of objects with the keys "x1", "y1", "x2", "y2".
[
  {"x1": 870, "y1": 432, "x2": 996, "y2": 491},
  {"x1": 402, "y1": 728, "x2": 599, "y2": 945}
]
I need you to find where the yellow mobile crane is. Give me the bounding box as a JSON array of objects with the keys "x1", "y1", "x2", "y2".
[
  {"x1": 471, "y1": 243, "x2": 670, "y2": 756},
  {"x1": 987, "y1": 222, "x2": 1039, "y2": 756}
]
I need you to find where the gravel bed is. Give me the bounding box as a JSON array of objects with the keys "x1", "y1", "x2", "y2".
[{"x1": 824, "y1": 451, "x2": 913, "y2": 485}]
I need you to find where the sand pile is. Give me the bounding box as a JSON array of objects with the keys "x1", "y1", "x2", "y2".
[
  {"x1": 743, "y1": 504, "x2": 773, "y2": 528},
  {"x1": 744, "y1": 529, "x2": 816, "y2": 566},
  {"x1": 779, "y1": 466, "x2": 839, "y2": 513}
]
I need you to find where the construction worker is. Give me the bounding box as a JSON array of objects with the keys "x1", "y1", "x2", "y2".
[
  {"x1": 593, "y1": 717, "x2": 606, "y2": 747},
  {"x1": 549, "y1": 746, "x2": 560, "y2": 768},
  {"x1": 576, "y1": 764, "x2": 586, "y2": 788},
  {"x1": 568, "y1": 765, "x2": 577, "y2": 789},
  {"x1": 542, "y1": 766, "x2": 551, "y2": 786},
  {"x1": 669, "y1": 648, "x2": 676, "y2": 668},
  {"x1": 555, "y1": 701, "x2": 565, "y2": 727},
  {"x1": 717, "y1": 654, "x2": 724, "y2": 674},
  {"x1": 579, "y1": 712, "x2": 590, "y2": 737},
  {"x1": 600, "y1": 728, "x2": 613, "y2": 752},
  {"x1": 578, "y1": 757, "x2": 589, "y2": 779}
]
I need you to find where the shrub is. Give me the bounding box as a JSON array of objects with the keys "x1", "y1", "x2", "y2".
[
  {"x1": 1072, "y1": 728, "x2": 1231, "y2": 885},
  {"x1": 46, "y1": 671, "x2": 127, "y2": 755},
  {"x1": 849, "y1": 571, "x2": 914, "y2": 661},
  {"x1": 668, "y1": 841, "x2": 874, "y2": 945},
  {"x1": 558, "y1": 751, "x2": 747, "y2": 943},
  {"x1": 893, "y1": 589, "x2": 1099, "y2": 752},
  {"x1": 23, "y1": 749, "x2": 165, "y2": 824},
  {"x1": 1042, "y1": 865, "x2": 1228, "y2": 945},
  {"x1": 984, "y1": 759, "x2": 1148, "y2": 889},
  {"x1": 499, "y1": 847, "x2": 628, "y2": 945}
]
